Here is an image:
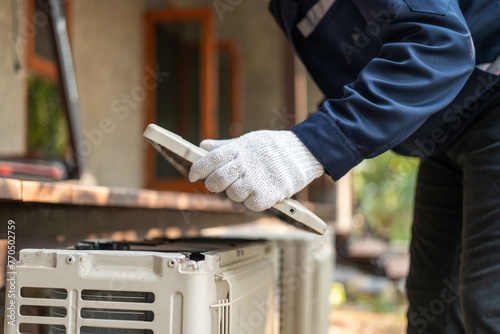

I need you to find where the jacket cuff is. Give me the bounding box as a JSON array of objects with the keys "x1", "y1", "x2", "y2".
[{"x1": 291, "y1": 112, "x2": 363, "y2": 181}]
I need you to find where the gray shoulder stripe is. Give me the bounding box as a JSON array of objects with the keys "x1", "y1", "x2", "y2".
[{"x1": 297, "y1": 0, "x2": 336, "y2": 37}]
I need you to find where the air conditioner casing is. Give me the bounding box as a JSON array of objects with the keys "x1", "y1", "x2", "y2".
[
  {"x1": 201, "y1": 218, "x2": 335, "y2": 334},
  {"x1": 4, "y1": 239, "x2": 280, "y2": 334}
]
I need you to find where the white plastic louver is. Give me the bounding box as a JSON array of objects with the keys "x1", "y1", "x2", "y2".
[{"x1": 211, "y1": 259, "x2": 279, "y2": 334}]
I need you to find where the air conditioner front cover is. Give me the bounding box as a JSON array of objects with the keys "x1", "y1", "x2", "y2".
[{"x1": 4, "y1": 239, "x2": 279, "y2": 334}]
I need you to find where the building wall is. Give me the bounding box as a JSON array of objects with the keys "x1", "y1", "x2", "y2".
[
  {"x1": 73, "y1": 0, "x2": 145, "y2": 188},
  {"x1": 0, "y1": 0, "x2": 27, "y2": 155},
  {"x1": 307, "y1": 71, "x2": 325, "y2": 112}
]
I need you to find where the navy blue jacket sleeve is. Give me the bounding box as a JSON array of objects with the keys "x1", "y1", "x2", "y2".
[{"x1": 291, "y1": 0, "x2": 475, "y2": 180}]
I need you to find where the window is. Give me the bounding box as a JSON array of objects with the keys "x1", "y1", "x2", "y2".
[
  {"x1": 25, "y1": 0, "x2": 73, "y2": 160},
  {"x1": 144, "y1": 9, "x2": 242, "y2": 191}
]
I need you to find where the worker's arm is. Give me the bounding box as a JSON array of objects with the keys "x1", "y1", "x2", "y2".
[
  {"x1": 190, "y1": 0, "x2": 475, "y2": 211},
  {"x1": 292, "y1": 0, "x2": 475, "y2": 180}
]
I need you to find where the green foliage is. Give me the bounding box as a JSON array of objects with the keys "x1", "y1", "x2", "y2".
[
  {"x1": 352, "y1": 151, "x2": 419, "y2": 241},
  {"x1": 353, "y1": 293, "x2": 399, "y2": 313},
  {"x1": 27, "y1": 75, "x2": 68, "y2": 157}
]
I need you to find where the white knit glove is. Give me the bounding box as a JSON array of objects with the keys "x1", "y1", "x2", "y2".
[{"x1": 189, "y1": 130, "x2": 324, "y2": 211}]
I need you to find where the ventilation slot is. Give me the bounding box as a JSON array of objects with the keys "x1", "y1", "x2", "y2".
[
  {"x1": 81, "y1": 290, "x2": 155, "y2": 303},
  {"x1": 20, "y1": 305, "x2": 67, "y2": 317},
  {"x1": 19, "y1": 323, "x2": 66, "y2": 334},
  {"x1": 79, "y1": 290, "x2": 155, "y2": 334},
  {"x1": 18, "y1": 288, "x2": 68, "y2": 334},
  {"x1": 81, "y1": 308, "x2": 154, "y2": 322},
  {"x1": 80, "y1": 328, "x2": 153, "y2": 334},
  {"x1": 20, "y1": 287, "x2": 68, "y2": 299}
]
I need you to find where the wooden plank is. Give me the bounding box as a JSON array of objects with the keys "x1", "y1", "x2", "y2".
[
  {"x1": 0, "y1": 178, "x2": 22, "y2": 201},
  {"x1": 22, "y1": 180, "x2": 73, "y2": 204},
  {"x1": 0, "y1": 178, "x2": 243, "y2": 213},
  {"x1": 108, "y1": 186, "x2": 145, "y2": 207},
  {"x1": 72, "y1": 184, "x2": 111, "y2": 206}
]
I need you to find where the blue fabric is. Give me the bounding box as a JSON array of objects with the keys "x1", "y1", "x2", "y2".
[{"x1": 270, "y1": 0, "x2": 500, "y2": 180}]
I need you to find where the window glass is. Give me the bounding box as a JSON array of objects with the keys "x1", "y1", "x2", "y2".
[{"x1": 154, "y1": 20, "x2": 202, "y2": 179}]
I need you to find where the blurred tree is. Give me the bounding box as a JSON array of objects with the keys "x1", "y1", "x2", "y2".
[
  {"x1": 27, "y1": 75, "x2": 69, "y2": 157},
  {"x1": 352, "y1": 151, "x2": 419, "y2": 241}
]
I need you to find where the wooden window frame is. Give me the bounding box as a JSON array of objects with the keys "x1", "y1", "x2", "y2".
[
  {"x1": 144, "y1": 8, "x2": 217, "y2": 191},
  {"x1": 26, "y1": 0, "x2": 73, "y2": 83}
]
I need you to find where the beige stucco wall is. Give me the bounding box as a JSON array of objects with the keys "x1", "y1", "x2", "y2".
[
  {"x1": 0, "y1": 0, "x2": 27, "y2": 155},
  {"x1": 307, "y1": 72, "x2": 325, "y2": 112},
  {"x1": 73, "y1": 0, "x2": 145, "y2": 188}
]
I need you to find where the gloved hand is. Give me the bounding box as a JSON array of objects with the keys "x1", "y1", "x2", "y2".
[{"x1": 189, "y1": 130, "x2": 324, "y2": 211}]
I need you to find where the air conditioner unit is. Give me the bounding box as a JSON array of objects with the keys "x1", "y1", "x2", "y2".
[
  {"x1": 4, "y1": 238, "x2": 280, "y2": 334},
  {"x1": 201, "y1": 218, "x2": 335, "y2": 334}
]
